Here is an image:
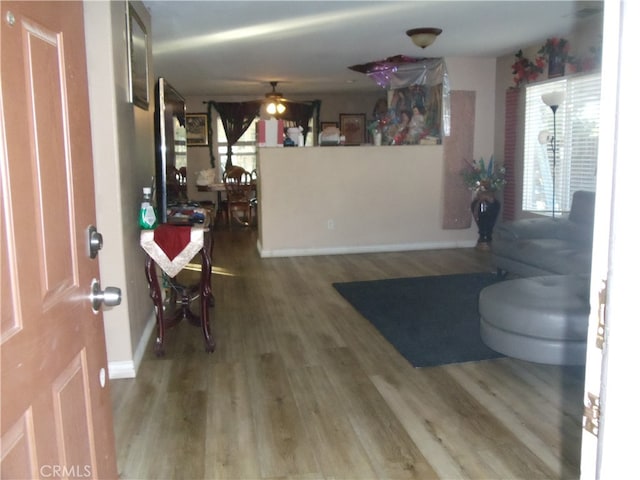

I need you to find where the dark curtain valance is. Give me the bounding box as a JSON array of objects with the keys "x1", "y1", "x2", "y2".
[
  {"x1": 210, "y1": 100, "x2": 262, "y2": 170},
  {"x1": 279, "y1": 100, "x2": 321, "y2": 142}
]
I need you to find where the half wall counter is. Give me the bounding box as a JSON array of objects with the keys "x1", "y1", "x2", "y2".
[{"x1": 256, "y1": 145, "x2": 477, "y2": 257}]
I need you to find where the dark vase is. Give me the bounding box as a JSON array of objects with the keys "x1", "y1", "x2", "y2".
[
  {"x1": 548, "y1": 53, "x2": 566, "y2": 78},
  {"x1": 471, "y1": 194, "x2": 501, "y2": 250}
]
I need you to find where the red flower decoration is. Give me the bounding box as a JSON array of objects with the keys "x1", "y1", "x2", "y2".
[{"x1": 511, "y1": 50, "x2": 545, "y2": 87}]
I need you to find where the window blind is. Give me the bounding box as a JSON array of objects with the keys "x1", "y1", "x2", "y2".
[{"x1": 523, "y1": 73, "x2": 600, "y2": 214}]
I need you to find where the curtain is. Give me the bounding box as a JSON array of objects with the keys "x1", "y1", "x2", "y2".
[
  {"x1": 502, "y1": 88, "x2": 521, "y2": 221},
  {"x1": 279, "y1": 100, "x2": 321, "y2": 143},
  {"x1": 210, "y1": 100, "x2": 262, "y2": 170},
  {"x1": 206, "y1": 102, "x2": 216, "y2": 168}
]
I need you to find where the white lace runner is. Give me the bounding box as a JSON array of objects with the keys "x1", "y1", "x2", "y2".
[{"x1": 140, "y1": 226, "x2": 204, "y2": 277}]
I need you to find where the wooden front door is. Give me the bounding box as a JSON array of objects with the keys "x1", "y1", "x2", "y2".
[{"x1": 1, "y1": 2, "x2": 118, "y2": 478}]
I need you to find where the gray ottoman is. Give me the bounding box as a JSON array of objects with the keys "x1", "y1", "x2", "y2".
[{"x1": 479, "y1": 275, "x2": 590, "y2": 365}]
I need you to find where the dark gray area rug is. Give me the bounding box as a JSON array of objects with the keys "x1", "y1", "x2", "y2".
[{"x1": 333, "y1": 272, "x2": 504, "y2": 367}]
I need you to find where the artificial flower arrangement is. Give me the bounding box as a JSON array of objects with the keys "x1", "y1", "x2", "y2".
[
  {"x1": 461, "y1": 156, "x2": 506, "y2": 193},
  {"x1": 538, "y1": 37, "x2": 571, "y2": 62},
  {"x1": 511, "y1": 49, "x2": 545, "y2": 87},
  {"x1": 512, "y1": 37, "x2": 601, "y2": 86},
  {"x1": 367, "y1": 116, "x2": 390, "y2": 145},
  {"x1": 538, "y1": 37, "x2": 572, "y2": 77},
  {"x1": 367, "y1": 117, "x2": 387, "y2": 135},
  {"x1": 567, "y1": 44, "x2": 602, "y2": 74}
]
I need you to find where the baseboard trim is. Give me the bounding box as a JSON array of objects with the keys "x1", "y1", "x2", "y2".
[
  {"x1": 107, "y1": 360, "x2": 136, "y2": 379},
  {"x1": 257, "y1": 240, "x2": 477, "y2": 258},
  {"x1": 107, "y1": 311, "x2": 156, "y2": 379}
]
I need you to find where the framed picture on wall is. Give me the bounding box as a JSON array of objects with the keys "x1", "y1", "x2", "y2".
[
  {"x1": 186, "y1": 113, "x2": 209, "y2": 146},
  {"x1": 320, "y1": 122, "x2": 338, "y2": 130},
  {"x1": 126, "y1": 2, "x2": 149, "y2": 110},
  {"x1": 339, "y1": 114, "x2": 366, "y2": 145}
]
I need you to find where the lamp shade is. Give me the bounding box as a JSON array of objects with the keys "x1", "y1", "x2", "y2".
[
  {"x1": 406, "y1": 28, "x2": 442, "y2": 49},
  {"x1": 266, "y1": 101, "x2": 285, "y2": 115},
  {"x1": 541, "y1": 91, "x2": 566, "y2": 107}
]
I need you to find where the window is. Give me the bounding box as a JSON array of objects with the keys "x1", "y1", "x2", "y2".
[
  {"x1": 523, "y1": 73, "x2": 600, "y2": 215},
  {"x1": 216, "y1": 117, "x2": 258, "y2": 174},
  {"x1": 216, "y1": 117, "x2": 316, "y2": 177}
]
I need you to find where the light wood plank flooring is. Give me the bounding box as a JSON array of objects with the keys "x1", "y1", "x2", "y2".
[{"x1": 111, "y1": 228, "x2": 585, "y2": 479}]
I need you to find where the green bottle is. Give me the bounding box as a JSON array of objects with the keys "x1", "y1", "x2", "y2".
[{"x1": 139, "y1": 187, "x2": 157, "y2": 229}]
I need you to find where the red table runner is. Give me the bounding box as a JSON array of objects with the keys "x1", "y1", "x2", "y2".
[{"x1": 140, "y1": 225, "x2": 205, "y2": 277}]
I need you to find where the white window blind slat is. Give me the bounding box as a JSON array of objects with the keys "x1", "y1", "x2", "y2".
[
  {"x1": 217, "y1": 117, "x2": 258, "y2": 174},
  {"x1": 523, "y1": 73, "x2": 600, "y2": 214}
]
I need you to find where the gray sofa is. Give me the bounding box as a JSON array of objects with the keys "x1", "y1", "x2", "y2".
[{"x1": 491, "y1": 190, "x2": 595, "y2": 277}]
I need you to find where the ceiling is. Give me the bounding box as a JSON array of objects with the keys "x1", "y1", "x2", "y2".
[{"x1": 143, "y1": 1, "x2": 603, "y2": 98}]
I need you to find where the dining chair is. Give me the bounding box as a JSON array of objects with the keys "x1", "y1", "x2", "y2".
[
  {"x1": 166, "y1": 165, "x2": 188, "y2": 204},
  {"x1": 222, "y1": 166, "x2": 253, "y2": 227},
  {"x1": 249, "y1": 169, "x2": 258, "y2": 221}
]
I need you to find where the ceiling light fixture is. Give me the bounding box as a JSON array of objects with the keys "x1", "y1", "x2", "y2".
[
  {"x1": 265, "y1": 81, "x2": 286, "y2": 115},
  {"x1": 406, "y1": 27, "x2": 442, "y2": 49}
]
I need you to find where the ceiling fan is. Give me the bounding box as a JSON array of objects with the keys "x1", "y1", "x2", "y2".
[{"x1": 264, "y1": 81, "x2": 287, "y2": 115}]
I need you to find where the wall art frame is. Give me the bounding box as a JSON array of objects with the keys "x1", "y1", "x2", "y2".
[
  {"x1": 126, "y1": 1, "x2": 149, "y2": 110},
  {"x1": 186, "y1": 113, "x2": 209, "y2": 146},
  {"x1": 339, "y1": 113, "x2": 366, "y2": 145}
]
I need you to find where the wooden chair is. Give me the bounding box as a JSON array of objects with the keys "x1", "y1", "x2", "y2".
[
  {"x1": 222, "y1": 166, "x2": 253, "y2": 227},
  {"x1": 166, "y1": 165, "x2": 188, "y2": 204}
]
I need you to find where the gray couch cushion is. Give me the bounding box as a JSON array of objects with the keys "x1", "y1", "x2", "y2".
[
  {"x1": 491, "y1": 190, "x2": 595, "y2": 277},
  {"x1": 493, "y1": 237, "x2": 591, "y2": 275},
  {"x1": 569, "y1": 190, "x2": 596, "y2": 225},
  {"x1": 479, "y1": 275, "x2": 590, "y2": 365},
  {"x1": 494, "y1": 217, "x2": 566, "y2": 241}
]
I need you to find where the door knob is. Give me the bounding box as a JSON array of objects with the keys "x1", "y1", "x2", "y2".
[{"x1": 90, "y1": 279, "x2": 122, "y2": 312}]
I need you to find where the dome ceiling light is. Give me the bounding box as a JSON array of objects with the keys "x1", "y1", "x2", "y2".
[{"x1": 406, "y1": 27, "x2": 442, "y2": 49}]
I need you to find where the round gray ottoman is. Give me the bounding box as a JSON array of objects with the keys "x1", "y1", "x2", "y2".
[{"x1": 479, "y1": 275, "x2": 590, "y2": 365}]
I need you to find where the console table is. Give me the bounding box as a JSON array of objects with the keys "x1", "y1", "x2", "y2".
[{"x1": 140, "y1": 222, "x2": 215, "y2": 356}]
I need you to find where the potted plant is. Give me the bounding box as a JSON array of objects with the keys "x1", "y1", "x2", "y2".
[
  {"x1": 461, "y1": 156, "x2": 506, "y2": 250},
  {"x1": 538, "y1": 37, "x2": 570, "y2": 78}
]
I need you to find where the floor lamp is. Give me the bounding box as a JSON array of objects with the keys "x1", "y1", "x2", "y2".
[{"x1": 541, "y1": 91, "x2": 565, "y2": 218}]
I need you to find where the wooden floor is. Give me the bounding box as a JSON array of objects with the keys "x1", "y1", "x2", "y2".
[{"x1": 111, "y1": 228, "x2": 585, "y2": 480}]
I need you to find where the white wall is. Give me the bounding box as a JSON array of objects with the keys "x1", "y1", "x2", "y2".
[
  {"x1": 258, "y1": 146, "x2": 478, "y2": 257},
  {"x1": 446, "y1": 57, "x2": 497, "y2": 160},
  {"x1": 84, "y1": 0, "x2": 156, "y2": 378}
]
